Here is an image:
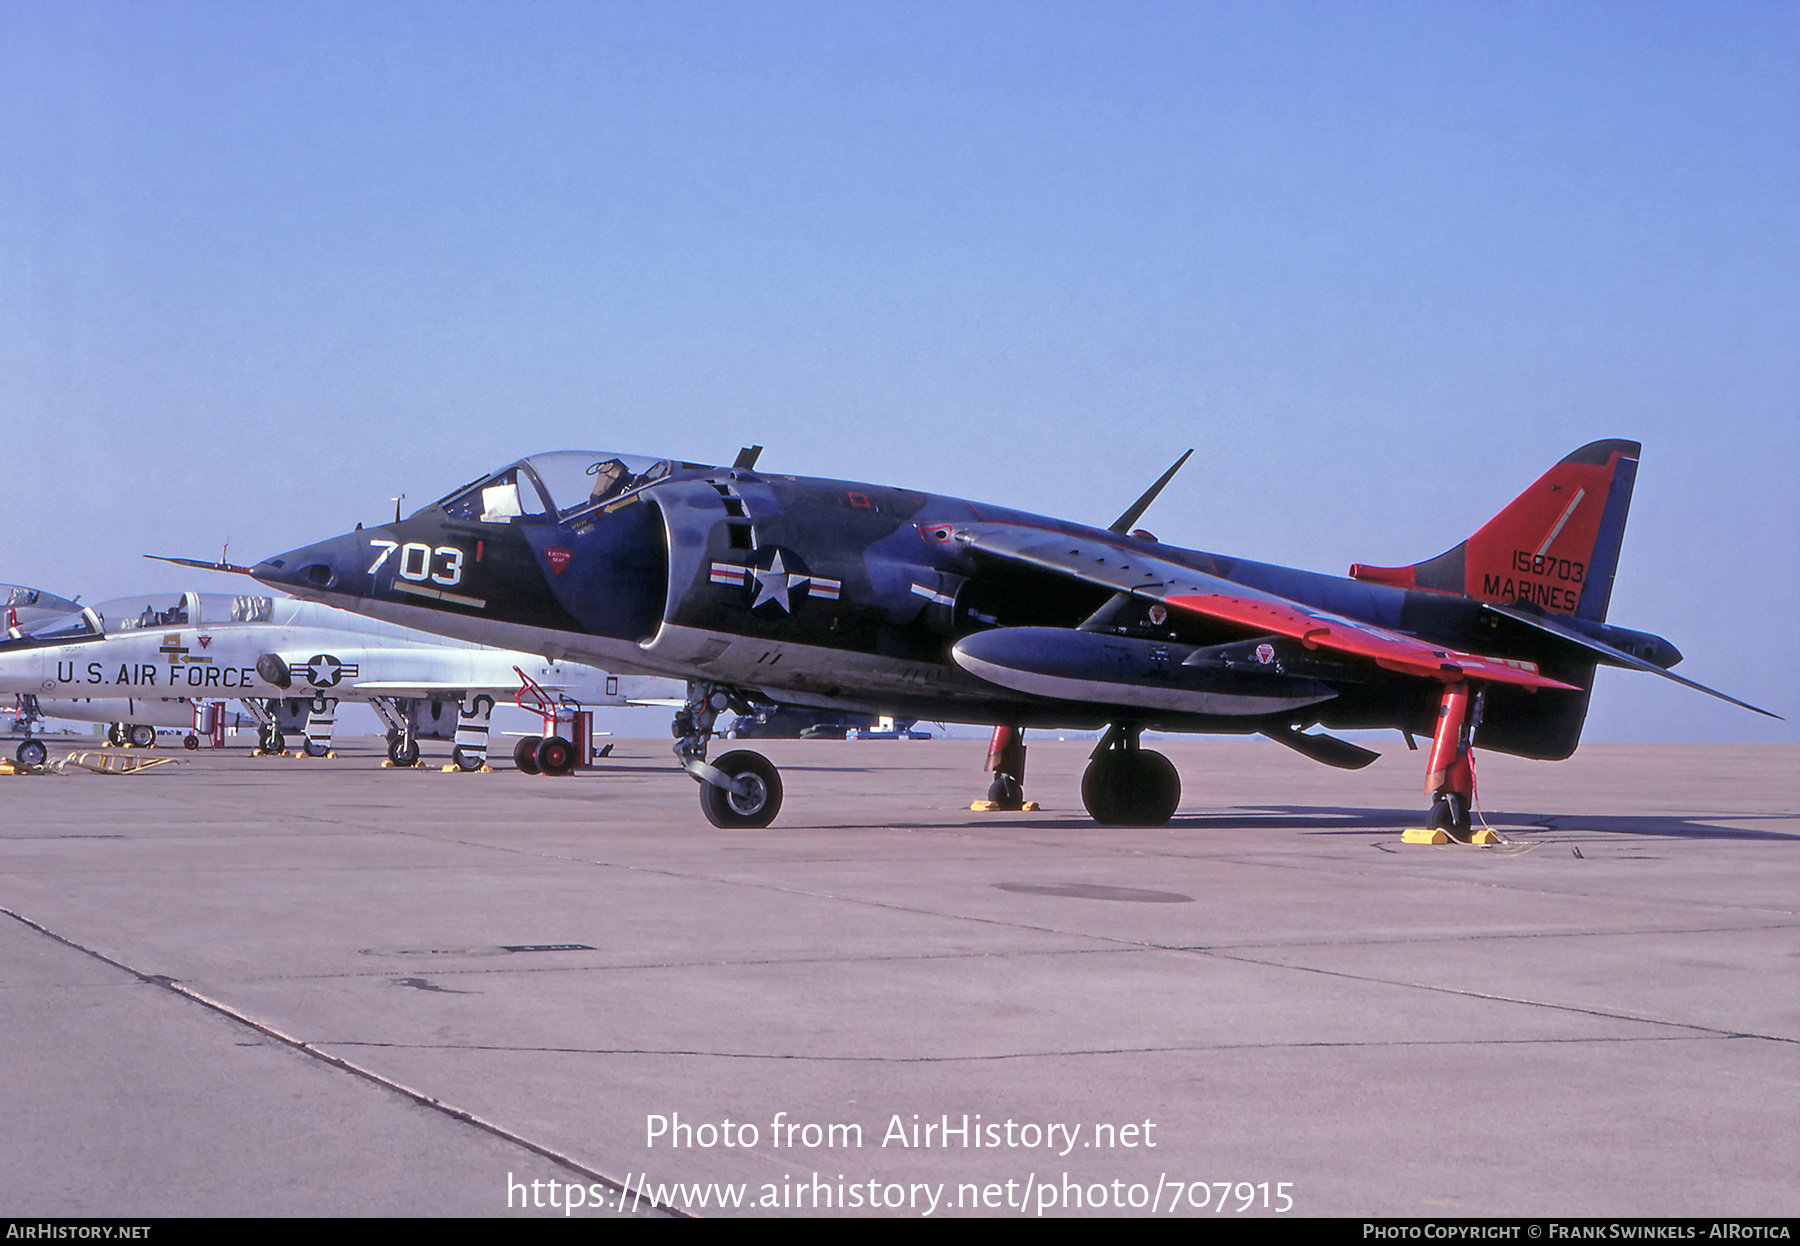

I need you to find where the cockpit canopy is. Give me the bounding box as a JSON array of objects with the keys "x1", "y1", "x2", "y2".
[
  {"x1": 1, "y1": 592, "x2": 275, "y2": 645},
  {"x1": 3, "y1": 584, "x2": 80, "y2": 615},
  {"x1": 429, "y1": 452, "x2": 677, "y2": 525}
]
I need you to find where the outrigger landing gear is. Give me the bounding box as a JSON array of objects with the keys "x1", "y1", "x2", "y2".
[
  {"x1": 1081, "y1": 724, "x2": 1181, "y2": 826},
  {"x1": 674, "y1": 681, "x2": 782, "y2": 829},
  {"x1": 1424, "y1": 683, "x2": 1483, "y2": 841},
  {"x1": 973, "y1": 725, "x2": 1035, "y2": 811}
]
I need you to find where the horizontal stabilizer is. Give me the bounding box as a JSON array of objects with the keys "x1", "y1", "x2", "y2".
[
  {"x1": 1484, "y1": 604, "x2": 1781, "y2": 719},
  {"x1": 1262, "y1": 726, "x2": 1381, "y2": 769}
]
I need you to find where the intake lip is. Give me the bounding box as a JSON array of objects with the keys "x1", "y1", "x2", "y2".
[{"x1": 255, "y1": 653, "x2": 292, "y2": 689}]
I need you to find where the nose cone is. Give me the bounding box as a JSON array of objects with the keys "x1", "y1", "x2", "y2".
[{"x1": 252, "y1": 531, "x2": 369, "y2": 601}]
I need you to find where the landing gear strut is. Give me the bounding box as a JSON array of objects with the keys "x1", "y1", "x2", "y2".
[
  {"x1": 1081, "y1": 724, "x2": 1181, "y2": 826},
  {"x1": 240, "y1": 699, "x2": 283, "y2": 754},
  {"x1": 977, "y1": 725, "x2": 1030, "y2": 811},
  {"x1": 1424, "y1": 683, "x2": 1483, "y2": 840},
  {"x1": 366, "y1": 697, "x2": 423, "y2": 767},
  {"x1": 674, "y1": 682, "x2": 782, "y2": 829},
  {"x1": 386, "y1": 728, "x2": 421, "y2": 768}
]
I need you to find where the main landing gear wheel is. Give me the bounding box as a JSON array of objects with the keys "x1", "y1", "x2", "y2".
[
  {"x1": 304, "y1": 738, "x2": 330, "y2": 758},
  {"x1": 452, "y1": 746, "x2": 484, "y2": 773},
  {"x1": 1081, "y1": 750, "x2": 1181, "y2": 826},
  {"x1": 536, "y1": 736, "x2": 576, "y2": 777},
  {"x1": 127, "y1": 724, "x2": 156, "y2": 749},
  {"x1": 386, "y1": 734, "x2": 421, "y2": 767},
  {"x1": 15, "y1": 739, "x2": 47, "y2": 768},
  {"x1": 698, "y1": 750, "x2": 783, "y2": 829},
  {"x1": 1428, "y1": 793, "x2": 1472, "y2": 841},
  {"x1": 513, "y1": 735, "x2": 543, "y2": 774},
  {"x1": 106, "y1": 724, "x2": 123, "y2": 747}
]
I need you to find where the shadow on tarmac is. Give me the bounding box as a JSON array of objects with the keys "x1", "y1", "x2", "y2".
[{"x1": 1166, "y1": 806, "x2": 1799, "y2": 841}]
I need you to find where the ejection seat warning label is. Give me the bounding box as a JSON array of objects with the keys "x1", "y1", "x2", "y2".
[{"x1": 502, "y1": 1109, "x2": 1296, "y2": 1215}]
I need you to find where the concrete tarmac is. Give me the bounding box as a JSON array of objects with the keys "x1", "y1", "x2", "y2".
[{"x1": 1, "y1": 736, "x2": 1794, "y2": 1218}]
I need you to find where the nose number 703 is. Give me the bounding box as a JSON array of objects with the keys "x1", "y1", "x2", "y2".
[{"x1": 367, "y1": 539, "x2": 464, "y2": 586}]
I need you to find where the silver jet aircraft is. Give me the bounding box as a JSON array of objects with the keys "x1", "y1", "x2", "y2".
[{"x1": 0, "y1": 588, "x2": 675, "y2": 770}]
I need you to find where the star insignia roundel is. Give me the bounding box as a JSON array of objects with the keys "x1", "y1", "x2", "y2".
[{"x1": 709, "y1": 547, "x2": 842, "y2": 614}]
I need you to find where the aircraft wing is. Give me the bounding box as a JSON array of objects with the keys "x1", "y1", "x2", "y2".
[{"x1": 944, "y1": 522, "x2": 1576, "y2": 692}]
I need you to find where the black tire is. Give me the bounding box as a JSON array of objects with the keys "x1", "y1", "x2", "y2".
[
  {"x1": 304, "y1": 738, "x2": 330, "y2": 758},
  {"x1": 513, "y1": 736, "x2": 543, "y2": 775},
  {"x1": 1428, "y1": 794, "x2": 1470, "y2": 840},
  {"x1": 537, "y1": 736, "x2": 575, "y2": 776},
  {"x1": 1081, "y1": 750, "x2": 1181, "y2": 826},
  {"x1": 128, "y1": 724, "x2": 156, "y2": 749},
  {"x1": 452, "y1": 746, "x2": 484, "y2": 772},
  {"x1": 698, "y1": 750, "x2": 784, "y2": 829},
  {"x1": 107, "y1": 724, "x2": 123, "y2": 747},
  {"x1": 16, "y1": 739, "x2": 47, "y2": 767},
  {"x1": 986, "y1": 773, "x2": 1024, "y2": 809},
  {"x1": 183, "y1": 734, "x2": 199, "y2": 751},
  {"x1": 268, "y1": 730, "x2": 286, "y2": 755},
  {"x1": 387, "y1": 735, "x2": 420, "y2": 767}
]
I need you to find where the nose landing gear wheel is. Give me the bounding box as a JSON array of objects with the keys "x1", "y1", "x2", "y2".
[
  {"x1": 698, "y1": 750, "x2": 783, "y2": 829},
  {"x1": 386, "y1": 735, "x2": 421, "y2": 767},
  {"x1": 536, "y1": 736, "x2": 576, "y2": 777},
  {"x1": 1081, "y1": 750, "x2": 1181, "y2": 826}
]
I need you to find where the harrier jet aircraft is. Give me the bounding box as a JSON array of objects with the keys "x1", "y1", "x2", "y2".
[
  {"x1": 248, "y1": 441, "x2": 1773, "y2": 833},
  {"x1": 0, "y1": 589, "x2": 674, "y2": 770}
]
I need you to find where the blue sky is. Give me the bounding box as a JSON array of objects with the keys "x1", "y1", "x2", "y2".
[{"x1": 3, "y1": 1, "x2": 1795, "y2": 741}]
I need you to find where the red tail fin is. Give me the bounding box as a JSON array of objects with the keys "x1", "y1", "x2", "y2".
[{"x1": 1350, "y1": 440, "x2": 1640, "y2": 623}]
